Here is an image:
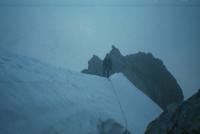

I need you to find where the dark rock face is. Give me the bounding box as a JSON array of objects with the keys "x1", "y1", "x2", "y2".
[
  {"x1": 82, "y1": 46, "x2": 184, "y2": 109},
  {"x1": 82, "y1": 55, "x2": 103, "y2": 76},
  {"x1": 97, "y1": 119, "x2": 131, "y2": 134},
  {"x1": 145, "y1": 90, "x2": 200, "y2": 134}
]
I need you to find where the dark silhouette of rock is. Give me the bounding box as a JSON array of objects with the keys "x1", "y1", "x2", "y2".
[
  {"x1": 145, "y1": 89, "x2": 200, "y2": 134},
  {"x1": 82, "y1": 55, "x2": 103, "y2": 76},
  {"x1": 82, "y1": 46, "x2": 184, "y2": 110}
]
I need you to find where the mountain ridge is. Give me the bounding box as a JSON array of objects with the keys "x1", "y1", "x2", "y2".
[
  {"x1": 0, "y1": 49, "x2": 161, "y2": 134},
  {"x1": 82, "y1": 46, "x2": 184, "y2": 110}
]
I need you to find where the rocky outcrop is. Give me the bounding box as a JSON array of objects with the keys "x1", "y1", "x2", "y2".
[
  {"x1": 82, "y1": 46, "x2": 184, "y2": 110},
  {"x1": 82, "y1": 55, "x2": 103, "y2": 76},
  {"x1": 145, "y1": 89, "x2": 200, "y2": 134}
]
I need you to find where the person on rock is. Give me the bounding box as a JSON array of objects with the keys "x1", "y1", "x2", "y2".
[{"x1": 102, "y1": 54, "x2": 112, "y2": 78}]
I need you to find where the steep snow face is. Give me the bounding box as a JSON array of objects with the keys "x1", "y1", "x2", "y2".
[
  {"x1": 0, "y1": 50, "x2": 162, "y2": 134},
  {"x1": 110, "y1": 74, "x2": 162, "y2": 133}
]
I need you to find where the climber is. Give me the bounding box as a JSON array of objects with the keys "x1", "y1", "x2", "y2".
[{"x1": 102, "y1": 54, "x2": 112, "y2": 78}]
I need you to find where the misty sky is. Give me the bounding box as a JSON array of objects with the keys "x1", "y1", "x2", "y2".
[{"x1": 0, "y1": 0, "x2": 200, "y2": 99}]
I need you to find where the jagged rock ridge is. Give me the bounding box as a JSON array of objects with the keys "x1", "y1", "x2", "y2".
[
  {"x1": 82, "y1": 46, "x2": 184, "y2": 109},
  {"x1": 145, "y1": 89, "x2": 200, "y2": 134}
]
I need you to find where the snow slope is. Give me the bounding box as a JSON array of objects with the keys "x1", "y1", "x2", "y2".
[{"x1": 0, "y1": 50, "x2": 162, "y2": 134}]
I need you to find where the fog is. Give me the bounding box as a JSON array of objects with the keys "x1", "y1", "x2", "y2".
[{"x1": 0, "y1": 0, "x2": 199, "y2": 98}]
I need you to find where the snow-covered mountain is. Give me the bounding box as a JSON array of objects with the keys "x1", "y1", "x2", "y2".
[{"x1": 0, "y1": 49, "x2": 162, "y2": 134}]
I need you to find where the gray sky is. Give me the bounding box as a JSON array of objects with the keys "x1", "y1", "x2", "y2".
[{"x1": 0, "y1": 0, "x2": 200, "y2": 99}]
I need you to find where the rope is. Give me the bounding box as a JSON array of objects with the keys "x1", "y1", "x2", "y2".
[{"x1": 108, "y1": 78, "x2": 128, "y2": 134}]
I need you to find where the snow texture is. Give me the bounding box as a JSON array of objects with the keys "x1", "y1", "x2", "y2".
[{"x1": 0, "y1": 49, "x2": 162, "y2": 134}]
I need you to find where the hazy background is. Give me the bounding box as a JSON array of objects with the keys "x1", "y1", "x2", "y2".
[{"x1": 0, "y1": 0, "x2": 199, "y2": 99}]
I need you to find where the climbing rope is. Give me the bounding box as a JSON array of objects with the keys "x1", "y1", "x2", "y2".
[{"x1": 108, "y1": 78, "x2": 128, "y2": 134}]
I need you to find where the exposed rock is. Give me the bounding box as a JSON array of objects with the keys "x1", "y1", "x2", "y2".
[
  {"x1": 97, "y1": 119, "x2": 131, "y2": 134},
  {"x1": 145, "y1": 89, "x2": 200, "y2": 134},
  {"x1": 82, "y1": 46, "x2": 184, "y2": 110},
  {"x1": 82, "y1": 55, "x2": 103, "y2": 76}
]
